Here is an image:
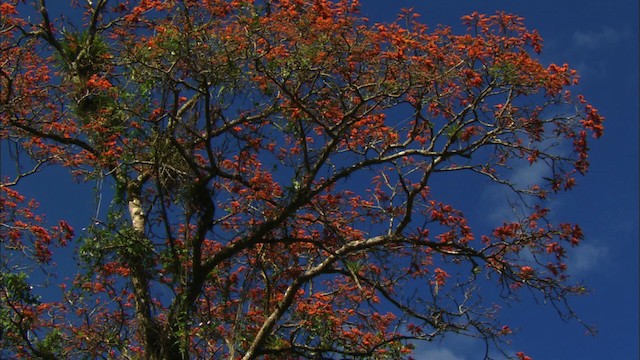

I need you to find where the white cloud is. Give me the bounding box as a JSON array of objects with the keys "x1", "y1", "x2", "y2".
[
  {"x1": 482, "y1": 189, "x2": 520, "y2": 224},
  {"x1": 411, "y1": 348, "x2": 466, "y2": 360},
  {"x1": 509, "y1": 161, "x2": 550, "y2": 189},
  {"x1": 481, "y1": 161, "x2": 553, "y2": 225},
  {"x1": 566, "y1": 242, "x2": 609, "y2": 275},
  {"x1": 572, "y1": 27, "x2": 626, "y2": 49},
  {"x1": 409, "y1": 336, "x2": 480, "y2": 360}
]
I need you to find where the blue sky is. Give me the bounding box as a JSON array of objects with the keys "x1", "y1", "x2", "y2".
[
  {"x1": 2, "y1": 1, "x2": 638, "y2": 359},
  {"x1": 359, "y1": 1, "x2": 639, "y2": 359}
]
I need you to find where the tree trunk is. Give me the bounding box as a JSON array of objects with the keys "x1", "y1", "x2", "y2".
[{"x1": 124, "y1": 174, "x2": 185, "y2": 360}]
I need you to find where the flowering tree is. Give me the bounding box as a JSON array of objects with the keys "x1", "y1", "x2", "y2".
[{"x1": 0, "y1": 0, "x2": 604, "y2": 359}]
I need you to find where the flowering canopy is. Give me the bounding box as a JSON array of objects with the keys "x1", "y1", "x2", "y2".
[{"x1": 1, "y1": 1, "x2": 603, "y2": 359}]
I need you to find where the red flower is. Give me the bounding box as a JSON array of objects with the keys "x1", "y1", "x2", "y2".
[{"x1": 516, "y1": 351, "x2": 533, "y2": 360}]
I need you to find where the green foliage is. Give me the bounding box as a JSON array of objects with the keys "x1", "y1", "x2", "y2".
[
  {"x1": 80, "y1": 224, "x2": 152, "y2": 267},
  {"x1": 444, "y1": 122, "x2": 461, "y2": 142},
  {"x1": 0, "y1": 272, "x2": 40, "y2": 350},
  {"x1": 0, "y1": 272, "x2": 40, "y2": 305},
  {"x1": 489, "y1": 61, "x2": 522, "y2": 86},
  {"x1": 57, "y1": 30, "x2": 110, "y2": 79},
  {"x1": 36, "y1": 329, "x2": 64, "y2": 357},
  {"x1": 78, "y1": 206, "x2": 126, "y2": 268}
]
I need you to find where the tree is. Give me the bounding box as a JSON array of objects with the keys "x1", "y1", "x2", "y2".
[{"x1": 0, "y1": 0, "x2": 604, "y2": 359}]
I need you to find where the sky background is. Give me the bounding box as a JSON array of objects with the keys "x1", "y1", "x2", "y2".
[
  {"x1": 2, "y1": 1, "x2": 638, "y2": 359},
  {"x1": 358, "y1": 1, "x2": 639, "y2": 359}
]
